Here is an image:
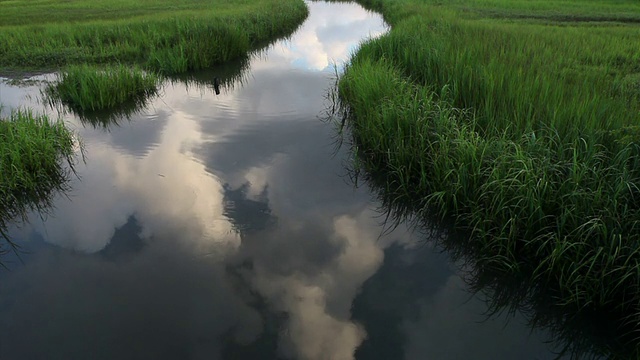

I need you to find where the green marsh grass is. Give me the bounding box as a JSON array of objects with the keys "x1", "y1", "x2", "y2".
[
  {"x1": 44, "y1": 65, "x2": 161, "y2": 114},
  {"x1": 0, "y1": 0, "x2": 308, "y2": 74},
  {"x1": 354, "y1": 157, "x2": 635, "y2": 359},
  {"x1": 45, "y1": 64, "x2": 160, "y2": 112},
  {"x1": 338, "y1": 0, "x2": 640, "y2": 356},
  {"x1": 0, "y1": 110, "x2": 79, "y2": 257},
  {"x1": 337, "y1": 60, "x2": 640, "y2": 357}
]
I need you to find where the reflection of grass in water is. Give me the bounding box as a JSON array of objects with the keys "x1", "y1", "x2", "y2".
[
  {"x1": 0, "y1": 110, "x2": 80, "y2": 261},
  {"x1": 48, "y1": 92, "x2": 159, "y2": 129},
  {"x1": 165, "y1": 55, "x2": 251, "y2": 95},
  {"x1": 46, "y1": 59, "x2": 250, "y2": 128},
  {"x1": 66, "y1": 97, "x2": 156, "y2": 129}
]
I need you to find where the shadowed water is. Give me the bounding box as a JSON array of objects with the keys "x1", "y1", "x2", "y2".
[{"x1": 0, "y1": 2, "x2": 564, "y2": 359}]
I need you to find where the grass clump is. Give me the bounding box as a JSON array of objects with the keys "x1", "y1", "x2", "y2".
[
  {"x1": 0, "y1": 110, "x2": 79, "y2": 255},
  {"x1": 45, "y1": 64, "x2": 160, "y2": 112},
  {"x1": 338, "y1": 0, "x2": 640, "y2": 357}
]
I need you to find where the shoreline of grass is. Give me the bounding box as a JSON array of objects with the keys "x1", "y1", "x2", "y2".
[
  {"x1": 338, "y1": 0, "x2": 640, "y2": 357},
  {"x1": 0, "y1": 110, "x2": 79, "y2": 256}
]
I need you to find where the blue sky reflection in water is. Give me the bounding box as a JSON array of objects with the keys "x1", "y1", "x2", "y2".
[{"x1": 0, "y1": 2, "x2": 559, "y2": 359}]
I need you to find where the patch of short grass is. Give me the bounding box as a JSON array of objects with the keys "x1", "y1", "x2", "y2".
[{"x1": 45, "y1": 64, "x2": 160, "y2": 112}]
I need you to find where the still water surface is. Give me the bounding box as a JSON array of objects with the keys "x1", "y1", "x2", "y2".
[{"x1": 0, "y1": 2, "x2": 560, "y2": 359}]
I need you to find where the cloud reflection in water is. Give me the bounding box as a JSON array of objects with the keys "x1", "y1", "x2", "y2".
[{"x1": 0, "y1": 2, "x2": 557, "y2": 360}]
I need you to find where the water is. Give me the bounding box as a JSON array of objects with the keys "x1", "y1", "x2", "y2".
[{"x1": 0, "y1": 2, "x2": 560, "y2": 359}]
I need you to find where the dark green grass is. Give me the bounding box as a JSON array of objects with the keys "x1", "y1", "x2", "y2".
[
  {"x1": 338, "y1": 0, "x2": 640, "y2": 357},
  {"x1": 0, "y1": 110, "x2": 79, "y2": 257},
  {"x1": 1, "y1": 0, "x2": 308, "y2": 131}
]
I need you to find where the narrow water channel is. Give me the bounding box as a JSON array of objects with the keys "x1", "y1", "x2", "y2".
[{"x1": 0, "y1": 2, "x2": 562, "y2": 359}]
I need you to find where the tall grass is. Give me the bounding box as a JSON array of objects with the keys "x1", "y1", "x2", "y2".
[
  {"x1": 338, "y1": 0, "x2": 640, "y2": 357},
  {"x1": 338, "y1": 58, "x2": 640, "y2": 357},
  {"x1": 1, "y1": 0, "x2": 308, "y2": 131},
  {"x1": 0, "y1": 110, "x2": 79, "y2": 258},
  {"x1": 353, "y1": 146, "x2": 637, "y2": 359},
  {"x1": 353, "y1": 15, "x2": 640, "y2": 143}
]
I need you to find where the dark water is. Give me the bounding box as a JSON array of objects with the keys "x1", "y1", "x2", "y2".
[{"x1": 0, "y1": 2, "x2": 560, "y2": 359}]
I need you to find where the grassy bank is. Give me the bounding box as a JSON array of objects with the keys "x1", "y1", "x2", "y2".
[
  {"x1": 338, "y1": 0, "x2": 640, "y2": 357},
  {"x1": 0, "y1": 111, "x2": 78, "y2": 256},
  {"x1": 0, "y1": 0, "x2": 308, "y2": 74}
]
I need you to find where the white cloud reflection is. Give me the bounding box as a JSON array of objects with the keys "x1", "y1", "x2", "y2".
[
  {"x1": 20, "y1": 108, "x2": 237, "y2": 254},
  {"x1": 242, "y1": 213, "x2": 388, "y2": 359},
  {"x1": 254, "y1": 1, "x2": 387, "y2": 72}
]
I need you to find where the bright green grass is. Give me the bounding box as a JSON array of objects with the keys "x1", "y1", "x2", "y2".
[
  {"x1": 339, "y1": 0, "x2": 640, "y2": 357},
  {"x1": 45, "y1": 64, "x2": 160, "y2": 111},
  {"x1": 0, "y1": 0, "x2": 308, "y2": 73},
  {"x1": 0, "y1": 110, "x2": 78, "y2": 255}
]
